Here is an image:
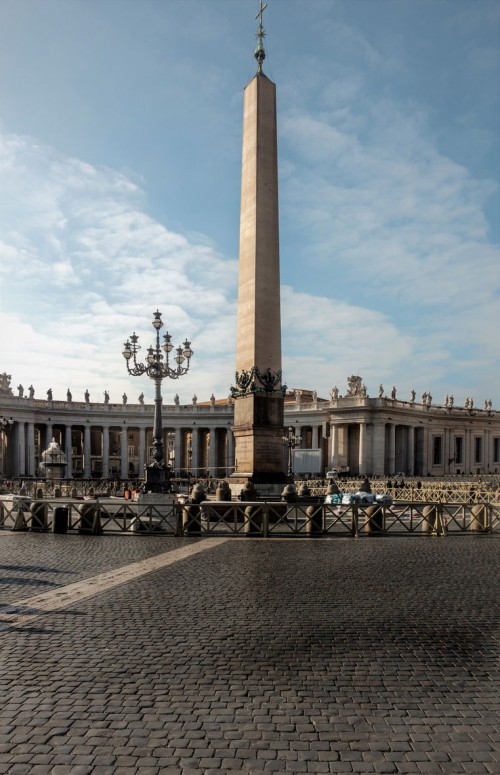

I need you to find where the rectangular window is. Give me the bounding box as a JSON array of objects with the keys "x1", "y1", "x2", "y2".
[
  {"x1": 128, "y1": 445, "x2": 136, "y2": 458},
  {"x1": 433, "y1": 436, "x2": 442, "y2": 466},
  {"x1": 474, "y1": 437, "x2": 482, "y2": 464},
  {"x1": 455, "y1": 437, "x2": 463, "y2": 465},
  {"x1": 494, "y1": 438, "x2": 500, "y2": 464}
]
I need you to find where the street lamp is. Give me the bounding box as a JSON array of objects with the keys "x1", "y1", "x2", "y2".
[
  {"x1": 0, "y1": 416, "x2": 14, "y2": 432},
  {"x1": 122, "y1": 310, "x2": 193, "y2": 493},
  {"x1": 283, "y1": 426, "x2": 301, "y2": 478}
]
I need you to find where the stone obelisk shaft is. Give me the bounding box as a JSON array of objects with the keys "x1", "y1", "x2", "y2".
[
  {"x1": 236, "y1": 73, "x2": 281, "y2": 373},
  {"x1": 232, "y1": 71, "x2": 285, "y2": 484}
]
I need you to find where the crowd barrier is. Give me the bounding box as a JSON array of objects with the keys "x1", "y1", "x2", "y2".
[{"x1": 1, "y1": 497, "x2": 499, "y2": 537}]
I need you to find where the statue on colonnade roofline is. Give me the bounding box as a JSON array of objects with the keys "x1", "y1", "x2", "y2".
[
  {"x1": 67, "y1": 389, "x2": 72, "y2": 402},
  {"x1": 426, "y1": 393, "x2": 432, "y2": 406},
  {"x1": 449, "y1": 395, "x2": 454, "y2": 407},
  {"x1": 122, "y1": 393, "x2": 127, "y2": 405},
  {"x1": 410, "y1": 389, "x2": 416, "y2": 402},
  {"x1": 421, "y1": 391, "x2": 427, "y2": 404},
  {"x1": 174, "y1": 393, "x2": 180, "y2": 406},
  {"x1": 378, "y1": 384, "x2": 384, "y2": 398},
  {"x1": 0, "y1": 373, "x2": 13, "y2": 396},
  {"x1": 391, "y1": 386, "x2": 397, "y2": 400},
  {"x1": 210, "y1": 393, "x2": 216, "y2": 405},
  {"x1": 47, "y1": 388, "x2": 53, "y2": 401},
  {"x1": 29, "y1": 385, "x2": 35, "y2": 398},
  {"x1": 84, "y1": 389, "x2": 90, "y2": 403},
  {"x1": 104, "y1": 390, "x2": 110, "y2": 404},
  {"x1": 346, "y1": 375, "x2": 367, "y2": 398},
  {"x1": 192, "y1": 394, "x2": 197, "y2": 406},
  {"x1": 330, "y1": 386, "x2": 339, "y2": 400},
  {"x1": 17, "y1": 384, "x2": 24, "y2": 398},
  {"x1": 138, "y1": 392, "x2": 144, "y2": 405}
]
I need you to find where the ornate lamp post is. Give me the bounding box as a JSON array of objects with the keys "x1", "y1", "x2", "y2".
[
  {"x1": 0, "y1": 416, "x2": 14, "y2": 432},
  {"x1": 122, "y1": 310, "x2": 193, "y2": 493},
  {"x1": 283, "y1": 426, "x2": 301, "y2": 478}
]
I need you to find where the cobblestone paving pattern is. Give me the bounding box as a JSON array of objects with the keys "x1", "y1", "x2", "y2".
[
  {"x1": 0, "y1": 536, "x2": 499, "y2": 774},
  {"x1": 0, "y1": 534, "x2": 197, "y2": 603}
]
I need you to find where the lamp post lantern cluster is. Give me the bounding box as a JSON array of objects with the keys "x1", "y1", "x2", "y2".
[
  {"x1": 283, "y1": 425, "x2": 301, "y2": 478},
  {"x1": 122, "y1": 310, "x2": 193, "y2": 493}
]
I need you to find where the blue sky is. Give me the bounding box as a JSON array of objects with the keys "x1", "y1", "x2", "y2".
[{"x1": 1, "y1": 0, "x2": 499, "y2": 407}]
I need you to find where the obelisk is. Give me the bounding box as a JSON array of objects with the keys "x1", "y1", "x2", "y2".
[{"x1": 230, "y1": 2, "x2": 286, "y2": 489}]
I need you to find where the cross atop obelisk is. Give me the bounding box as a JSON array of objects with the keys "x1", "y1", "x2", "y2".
[
  {"x1": 254, "y1": 1, "x2": 268, "y2": 72},
  {"x1": 230, "y1": 1, "x2": 287, "y2": 492}
]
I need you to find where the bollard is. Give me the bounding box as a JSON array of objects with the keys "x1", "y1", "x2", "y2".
[
  {"x1": 244, "y1": 504, "x2": 262, "y2": 536},
  {"x1": 183, "y1": 503, "x2": 201, "y2": 535},
  {"x1": 78, "y1": 503, "x2": 101, "y2": 535},
  {"x1": 182, "y1": 483, "x2": 206, "y2": 536},
  {"x1": 215, "y1": 481, "x2": 232, "y2": 501},
  {"x1": 422, "y1": 505, "x2": 437, "y2": 534},
  {"x1": 13, "y1": 506, "x2": 29, "y2": 531},
  {"x1": 470, "y1": 504, "x2": 487, "y2": 532},
  {"x1": 364, "y1": 504, "x2": 383, "y2": 534},
  {"x1": 53, "y1": 506, "x2": 68, "y2": 534},
  {"x1": 31, "y1": 501, "x2": 48, "y2": 531},
  {"x1": 306, "y1": 503, "x2": 322, "y2": 536}
]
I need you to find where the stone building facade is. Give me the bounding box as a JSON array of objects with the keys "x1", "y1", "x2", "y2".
[{"x1": 1, "y1": 376, "x2": 499, "y2": 479}]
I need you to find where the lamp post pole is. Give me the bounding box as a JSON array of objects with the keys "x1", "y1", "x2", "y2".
[
  {"x1": 122, "y1": 310, "x2": 193, "y2": 493},
  {"x1": 283, "y1": 426, "x2": 301, "y2": 478}
]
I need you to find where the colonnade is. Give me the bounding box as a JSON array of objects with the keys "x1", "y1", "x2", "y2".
[
  {"x1": 1, "y1": 395, "x2": 499, "y2": 479},
  {"x1": 328, "y1": 420, "x2": 499, "y2": 476},
  {"x1": 5, "y1": 421, "x2": 236, "y2": 480}
]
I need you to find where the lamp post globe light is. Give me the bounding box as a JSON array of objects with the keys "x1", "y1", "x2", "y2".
[
  {"x1": 122, "y1": 310, "x2": 193, "y2": 493},
  {"x1": 283, "y1": 426, "x2": 301, "y2": 478}
]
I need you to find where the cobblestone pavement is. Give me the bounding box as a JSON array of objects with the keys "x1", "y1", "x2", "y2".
[{"x1": 0, "y1": 534, "x2": 499, "y2": 774}]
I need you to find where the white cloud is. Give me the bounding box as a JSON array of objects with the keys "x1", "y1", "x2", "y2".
[{"x1": 1, "y1": 111, "x2": 499, "y2": 409}]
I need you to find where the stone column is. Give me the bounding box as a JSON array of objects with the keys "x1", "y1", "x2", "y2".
[
  {"x1": 191, "y1": 428, "x2": 199, "y2": 476},
  {"x1": 372, "y1": 422, "x2": 385, "y2": 476},
  {"x1": 138, "y1": 427, "x2": 146, "y2": 475},
  {"x1": 208, "y1": 427, "x2": 217, "y2": 477},
  {"x1": 227, "y1": 429, "x2": 235, "y2": 474},
  {"x1": 330, "y1": 424, "x2": 339, "y2": 468},
  {"x1": 407, "y1": 425, "x2": 415, "y2": 476},
  {"x1": 45, "y1": 422, "x2": 53, "y2": 449},
  {"x1": 27, "y1": 422, "x2": 35, "y2": 477},
  {"x1": 388, "y1": 423, "x2": 396, "y2": 475},
  {"x1": 120, "y1": 426, "x2": 128, "y2": 480},
  {"x1": 358, "y1": 423, "x2": 367, "y2": 475},
  {"x1": 64, "y1": 425, "x2": 73, "y2": 479},
  {"x1": 485, "y1": 429, "x2": 491, "y2": 472},
  {"x1": 83, "y1": 425, "x2": 91, "y2": 478},
  {"x1": 174, "y1": 428, "x2": 182, "y2": 474},
  {"x1": 17, "y1": 421, "x2": 26, "y2": 477},
  {"x1": 422, "y1": 426, "x2": 429, "y2": 475},
  {"x1": 102, "y1": 426, "x2": 110, "y2": 478}
]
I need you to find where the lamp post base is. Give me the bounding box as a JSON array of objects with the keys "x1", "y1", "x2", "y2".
[{"x1": 144, "y1": 464, "x2": 171, "y2": 494}]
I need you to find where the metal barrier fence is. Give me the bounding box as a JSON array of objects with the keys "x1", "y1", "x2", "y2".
[
  {"x1": 4, "y1": 477, "x2": 500, "y2": 504},
  {"x1": 1, "y1": 498, "x2": 499, "y2": 536}
]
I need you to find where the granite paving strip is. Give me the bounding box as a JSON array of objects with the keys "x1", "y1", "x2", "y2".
[{"x1": 0, "y1": 537, "x2": 229, "y2": 629}]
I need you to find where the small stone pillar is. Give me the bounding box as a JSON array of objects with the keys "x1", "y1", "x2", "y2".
[
  {"x1": 364, "y1": 504, "x2": 383, "y2": 534},
  {"x1": 183, "y1": 483, "x2": 206, "y2": 535},
  {"x1": 470, "y1": 504, "x2": 488, "y2": 532}
]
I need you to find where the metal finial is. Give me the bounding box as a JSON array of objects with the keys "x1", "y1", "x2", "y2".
[{"x1": 254, "y1": 1, "x2": 268, "y2": 73}]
